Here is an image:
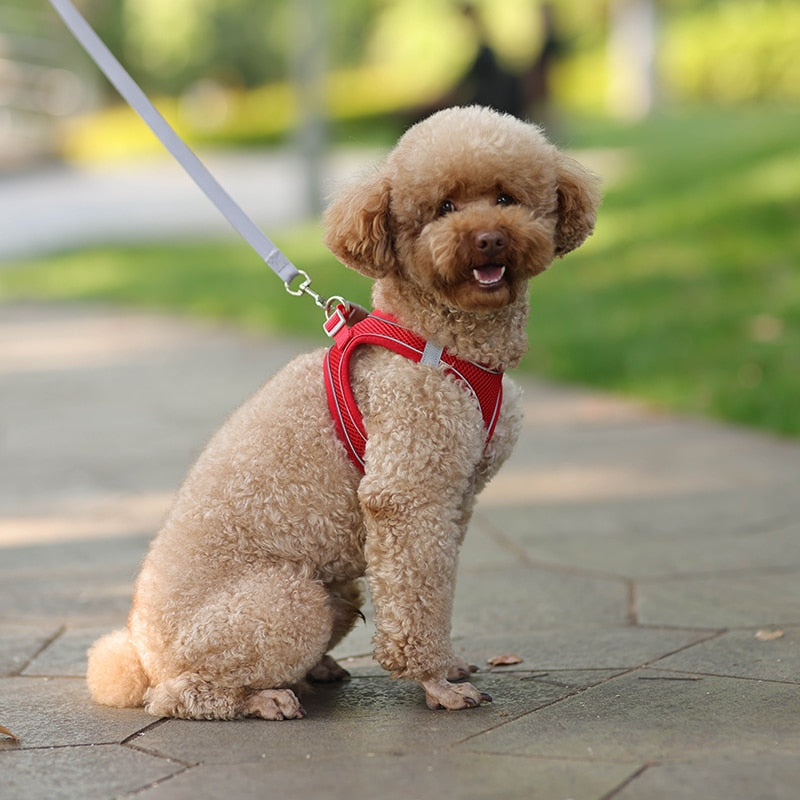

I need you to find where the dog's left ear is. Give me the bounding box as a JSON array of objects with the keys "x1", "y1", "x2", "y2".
[
  {"x1": 553, "y1": 153, "x2": 602, "y2": 257},
  {"x1": 323, "y1": 170, "x2": 397, "y2": 278}
]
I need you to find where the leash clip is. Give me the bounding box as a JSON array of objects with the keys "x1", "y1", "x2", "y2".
[
  {"x1": 285, "y1": 270, "x2": 368, "y2": 337},
  {"x1": 284, "y1": 269, "x2": 324, "y2": 307}
]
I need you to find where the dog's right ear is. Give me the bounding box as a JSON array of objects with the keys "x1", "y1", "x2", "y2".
[{"x1": 323, "y1": 170, "x2": 396, "y2": 278}]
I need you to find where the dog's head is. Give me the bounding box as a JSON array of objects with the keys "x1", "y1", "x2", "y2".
[{"x1": 324, "y1": 106, "x2": 601, "y2": 314}]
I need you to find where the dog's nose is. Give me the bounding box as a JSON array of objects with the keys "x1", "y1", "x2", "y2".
[{"x1": 474, "y1": 231, "x2": 506, "y2": 258}]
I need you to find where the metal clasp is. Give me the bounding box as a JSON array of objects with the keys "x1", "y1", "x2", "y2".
[
  {"x1": 284, "y1": 270, "x2": 367, "y2": 336},
  {"x1": 284, "y1": 269, "x2": 326, "y2": 310}
]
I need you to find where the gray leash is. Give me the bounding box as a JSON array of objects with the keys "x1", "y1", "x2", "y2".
[{"x1": 49, "y1": 0, "x2": 351, "y2": 318}]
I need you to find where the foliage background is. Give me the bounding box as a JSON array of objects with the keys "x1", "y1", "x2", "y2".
[
  {"x1": 78, "y1": 1, "x2": 800, "y2": 103},
  {"x1": 28, "y1": 0, "x2": 800, "y2": 158}
]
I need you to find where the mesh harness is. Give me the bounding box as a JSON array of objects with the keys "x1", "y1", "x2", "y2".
[{"x1": 323, "y1": 309, "x2": 504, "y2": 472}]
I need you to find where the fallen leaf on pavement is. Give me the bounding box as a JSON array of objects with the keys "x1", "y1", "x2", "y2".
[
  {"x1": 755, "y1": 628, "x2": 784, "y2": 642},
  {"x1": 0, "y1": 724, "x2": 19, "y2": 741},
  {"x1": 487, "y1": 653, "x2": 523, "y2": 666}
]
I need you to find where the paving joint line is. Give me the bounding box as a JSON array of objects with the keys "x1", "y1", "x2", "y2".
[
  {"x1": 2, "y1": 741, "x2": 138, "y2": 753},
  {"x1": 117, "y1": 763, "x2": 197, "y2": 799},
  {"x1": 640, "y1": 627, "x2": 727, "y2": 666},
  {"x1": 639, "y1": 563, "x2": 800, "y2": 583},
  {"x1": 120, "y1": 716, "x2": 174, "y2": 749},
  {"x1": 477, "y1": 515, "x2": 633, "y2": 584},
  {"x1": 14, "y1": 624, "x2": 66, "y2": 676},
  {"x1": 637, "y1": 666, "x2": 800, "y2": 687},
  {"x1": 451, "y1": 668, "x2": 631, "y2": 749},
  {"x1": 600, "y1": 762, "x2": 655, "y2": 800}
]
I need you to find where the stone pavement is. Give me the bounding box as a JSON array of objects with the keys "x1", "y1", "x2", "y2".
[{"x1": 1, "y1": 301, "x2": 799, "y2": 800}]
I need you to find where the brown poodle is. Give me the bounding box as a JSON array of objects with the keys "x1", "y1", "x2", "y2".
[{"x1": 86, "y1": 105, "x2": 600, "y2": 720}]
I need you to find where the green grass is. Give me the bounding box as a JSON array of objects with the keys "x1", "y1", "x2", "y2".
[
  {"x1": 0, "y1": 227, "x2": 372, "y2": 337},
  {"x1": 539, "y1": 107, "x2": 800, "y2": 435},
  {"x1": 2, "y1": 107, "x2": 799, "y2": 436}
]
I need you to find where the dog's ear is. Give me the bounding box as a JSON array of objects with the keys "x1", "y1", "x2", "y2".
[
  {"x1": 323, "y1": 170, "x2": 396, "y2": 278},
  {"x1": 553, "y1": 153, "x2": 602, "y2": 257}
]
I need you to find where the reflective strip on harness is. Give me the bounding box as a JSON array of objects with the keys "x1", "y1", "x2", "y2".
[{"x1": 323, "y1": 310, "x2": 503, "y2": 472}]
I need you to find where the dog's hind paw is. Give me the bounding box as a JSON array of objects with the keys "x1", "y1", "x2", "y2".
[
  {"x1": 447, "y1": 657, "x2": 479, "y2": 682},
  {"x1": 421, "y1": 678, "x2": 492, "y2": 711},
  {"x1": 306, "y1": 654, "x2": 351, "y2": 683},
  {"x1": 244, "y1": 689, "x2": 306, "y2": 720}
]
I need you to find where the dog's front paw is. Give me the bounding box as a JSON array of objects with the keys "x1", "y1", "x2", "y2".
[
  {"x1": 421, "y1": 678, "x2": 492, "y2": 711},
  {"x1": 243, "y1": 689, "x2": 306, "y2": 720}
]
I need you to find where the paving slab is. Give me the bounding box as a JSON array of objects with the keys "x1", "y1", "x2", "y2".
[
  {"x1": 0, "y1": 677, "x2": 153, "y2": 747},
  {"x1": 0, "y1": 304, "x2": 307, "y2": 531},
  {"x1": 0, "y1": 622, "x2": 62, "y2": 676},
  {"x1": 636, "y1": 569, "x2": 800, "y2": 628},
  {"x1": 482, "y1": 488, "x2": 800, "y2": 579},
  {"x1": 2, "y1": 744, "x2": 186, "y2": 800},
  {"x1": 0, "y1": 536, "x2": 146, "y2": 624},
  {"x1": 465, "y1": 669, "x2": 800, "y2": 762},
  {"x1": 22, "y1": 625, "x2": 115, "y2": 678},
  {"x1": 451, "y1": 562, "x2": 631, "y2": 635},
  {"x1": 458, "y1": 626, "x2": 720, "y2": 673},
  {"x1": 613, "y1": 751, "x2": 800, "y2": 800},
  {"x1": 651, "y1": 625, "x2": 800, "y2": 683},
  {"x1": 130, "y1": 751, "x2": 638, "y2": 800}
]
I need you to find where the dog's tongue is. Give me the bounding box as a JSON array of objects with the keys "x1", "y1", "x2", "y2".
[{"x1": 473, "y1": 265, "x2": 506, "y2": 286}]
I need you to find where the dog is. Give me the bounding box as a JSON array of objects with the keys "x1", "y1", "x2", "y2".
[{"x1": 86, "y1": 105, "x2": 600, "y2": 720}]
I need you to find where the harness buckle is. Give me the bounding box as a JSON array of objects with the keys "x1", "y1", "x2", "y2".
[{"x1": 323, "y1": 305, "x2": 350, "y2": 338}]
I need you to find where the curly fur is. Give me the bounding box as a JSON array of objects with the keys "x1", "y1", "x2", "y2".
[{"x1": 87, "y1": 106, "x2": 600, "y2": 719}]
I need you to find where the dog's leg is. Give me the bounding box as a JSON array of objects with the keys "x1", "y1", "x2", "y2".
[
  {"x1": 325, "y1": 578, "x2": 366, "y2": 650},
  {"x1": 361, "y1": 493, "x2": 491, "y2": 711},
  {"x1": 306, "y1": 579, "x2": 365, "y2": 683},
  {"x1": 357, "y1": 404, "x2": 492, "y2": 708},
  {"x1": 445, "y1": 379, "x2": 524, "y2": 684},
  {"x1": 135, "y1": 563, "x2": 335, "y2": 720},
  {"x1": 346, "y1": 349, "x2": 500, "y2": 709},
  {"x1": 143, "y1": 674, "x2": 306, "y2": 720}
]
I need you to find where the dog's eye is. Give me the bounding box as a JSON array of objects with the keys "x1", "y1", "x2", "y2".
[
  {"x1": 497, "y1": 193, "x2": 517, "y2": 207},
  {"x1": 438, "y1": 200, "x2": 456, "y2": 216}
]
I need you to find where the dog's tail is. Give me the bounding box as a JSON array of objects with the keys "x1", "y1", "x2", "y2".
[{"x1": 86, "y1": 628, "x2": 149, "y2": 707}]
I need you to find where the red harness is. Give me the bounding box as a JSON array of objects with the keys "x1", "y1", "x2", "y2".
[{"x1": 323, "y1": 309, "x2": 504, "y2": 472}]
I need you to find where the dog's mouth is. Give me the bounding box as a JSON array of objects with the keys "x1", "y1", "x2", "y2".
[{"x1": 472, "y1": 265, "x2": 506, "y2": 288}]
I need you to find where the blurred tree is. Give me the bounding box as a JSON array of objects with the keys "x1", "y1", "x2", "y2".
[
  {"x1": 37, "y1": 0, "x2": 800, "y2": 133},
  {"x1": 292, "y1": 0, "x2": 327, "y2": 215},
  {"x1": 1, "y1": 0, "x2": 97, "y2": 164},
  {"x1": 607, "y1": 0, "x2": 657, "y2": 119},
  {"x1": 662, "y1": 0, "x2": 800, "y2": 105},
  {"x1": 82, "y1": 0, "x2": 376, "y2": 95}
]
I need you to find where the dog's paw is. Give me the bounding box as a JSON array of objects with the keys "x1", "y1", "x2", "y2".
[
  {"x1": 244, "y1": 689, "x2": 306, "y2": 720},
  {"x1": 306, "y1": 654, "x2": 351, "y2": 683},
  {"x1": 447, "y1": 657, "x2": 479, "y2": 682},
  {"x1": 421, "y1": 678, "x2": 492, "y2": 711}
]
